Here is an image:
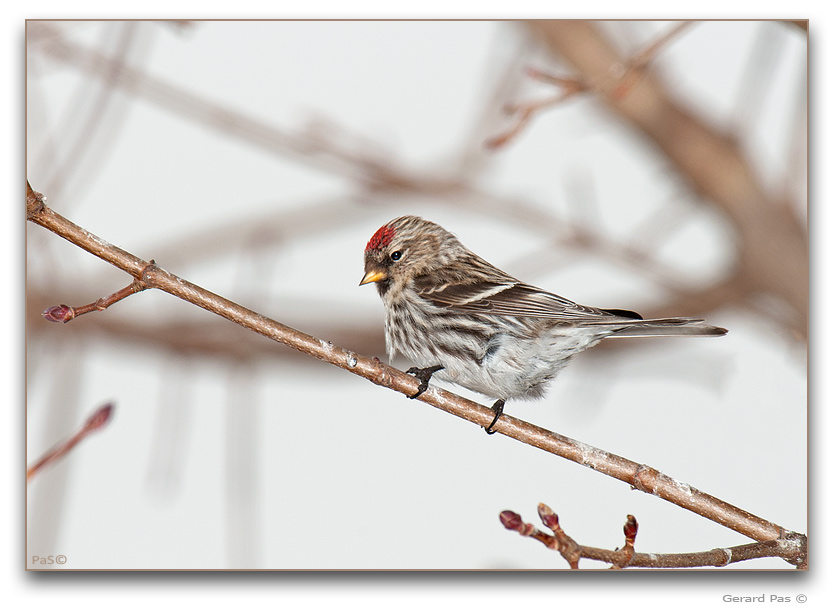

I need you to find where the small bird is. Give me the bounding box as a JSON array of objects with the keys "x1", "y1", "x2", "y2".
[{"x1": 360, "y1": 216, "x2": 727, "y2": 434}]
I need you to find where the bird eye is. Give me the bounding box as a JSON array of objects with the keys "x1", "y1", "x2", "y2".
[{"x1": 390, "y1": 250, "x2": 402, "y2": 262}]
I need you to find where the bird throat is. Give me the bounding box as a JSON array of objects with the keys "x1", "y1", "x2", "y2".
[{"x1": 375, "y1": 278, "x2": 391, "y2": 297}]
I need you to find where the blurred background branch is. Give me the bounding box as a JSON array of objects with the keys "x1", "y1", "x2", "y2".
[
  {"x1": 27, "y1": 21, "x2": 807, "y2": 360},
  {"x1": 526, "y1": 20, "x2": 807, "y2": 341}
]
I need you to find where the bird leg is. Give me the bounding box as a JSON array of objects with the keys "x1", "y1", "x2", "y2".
[
  {"x1": 405, "y1": 365, "x2": 444, "y2": 399},
  {"x1": 485, "y1": 399, "x2": 505, "y2": 435}
]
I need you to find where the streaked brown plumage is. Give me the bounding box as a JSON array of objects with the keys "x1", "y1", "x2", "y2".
[{"x1": 361, "y1": 215, "x2": 727, "y2": 433}]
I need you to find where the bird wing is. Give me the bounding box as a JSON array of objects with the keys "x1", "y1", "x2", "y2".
[
  {"x1": 416, "y1": 279, "x2": 629, "y2": 322},
  {"x1": 411, "y1": 269, "x2": 725, "y2": 334}
]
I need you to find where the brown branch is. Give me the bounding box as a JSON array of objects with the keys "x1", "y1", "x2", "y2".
[
  {"x1": 27, "y1": 402, "x2": 115, "y2": 481},
  {"x1": 27, "y1": 181, "x2": 801, "y2": 549},
  {"x1": 629, "y1": 21, "x2": 693, "y2": 71},
  {"x1": 501, "y1": 504, "x2": 806, "y2": 569},
  {"x1": 487, "y1": 22, "x2": 692, "y2": 149},
  {"x1": 525, "y1": 20, "x2": 808, "y2": 340}
]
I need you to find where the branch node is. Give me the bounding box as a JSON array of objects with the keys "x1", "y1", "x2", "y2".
[
  {"x1": 779, "y1": 531, "x2": 808, "y2": 568},
  {"x1": 139, "y1": 259, "x2": 157, "y2": 286},
  {"x1": 26, "y1": 181, "x2": 46, "y2": 219},
  {"x1": 537, "y1": 503, "x2": 580, "y2": 568},
  {"x1": 631, "y1": 464, "x2": 653, "y2": 492}
]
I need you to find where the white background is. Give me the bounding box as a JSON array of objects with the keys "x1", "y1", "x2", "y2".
[{"x1": 9, "y1": 1, "x2": 830, "y2": 609}]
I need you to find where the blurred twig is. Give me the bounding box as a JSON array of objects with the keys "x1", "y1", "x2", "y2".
[
  {"x1": 38, "y1": 22, "x2": 141, "y2": 202},
  {"x1": 27, "y1": 22, "x2": 459, "y2": 196},
  {"x1": 486, "y1": 22, "x2": 692, "y2": 149},
  {"x1": 27, "y1": 402, "x2": 114, "y2": 481},
  {"x1": 524, "y1": 20, "x2": 807, "y2": 340}
]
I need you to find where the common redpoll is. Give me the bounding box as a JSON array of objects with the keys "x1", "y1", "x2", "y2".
[{"x1": 360, "y1": 216, "x2": 727, "y2": 433}]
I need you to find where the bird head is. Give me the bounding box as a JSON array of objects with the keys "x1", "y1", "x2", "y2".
[{"x1": 360, "y1": 216, "x2": 460, "y2": 296}]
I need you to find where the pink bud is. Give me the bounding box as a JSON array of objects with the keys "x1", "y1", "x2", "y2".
[
  {"x1": 85, "y1": 403, "x2": 114, "y2": 431},
  {"x1": 537, "y1": 503, "x2": 560, "y2": 530},
  {"x1": 43, "y1": 304, "x2": 74, "y2": 323},
  {"x1": 499, "y1": 510, "x2": 523, "y2": 531},
  {"x1": 624, "y1": 515, "x2": 638, "y2": 540}
]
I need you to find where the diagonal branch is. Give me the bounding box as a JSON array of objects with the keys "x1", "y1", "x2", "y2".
[{"x1": 26, "y1": 181, "x2": 802, "y2": 553}]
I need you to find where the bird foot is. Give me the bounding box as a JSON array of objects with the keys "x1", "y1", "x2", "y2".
[
  {"x1": 484, "y1": 399, "x2": 505, "y2": 435},
  {"x1": 406, "y1": 365, "x2": 444, "y2": 399}
]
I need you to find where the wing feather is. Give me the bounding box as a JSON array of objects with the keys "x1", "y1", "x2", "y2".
[
  {"x1": 409, "y1": 260, "x2": 723, "y2": 334},
  {"x1": 417, "y1": 279, "x2": 626, "y2": 322}
]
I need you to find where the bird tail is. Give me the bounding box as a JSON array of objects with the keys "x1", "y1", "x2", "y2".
[{"x1": 608, "y1": 318, "x2": 727, "y2": 338}]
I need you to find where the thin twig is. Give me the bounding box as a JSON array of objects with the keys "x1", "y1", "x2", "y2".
[
  {"x1": 536, "y1": 503, "x2": 581, "y2": 568},
  {"x1": 27, "y1": 402, "x2": 115, "y2": 481},
  {"x1": 484, "y1": 89, "x2": 579, "y2": 149},
  {"x1": 487, "y1": 21, "x2": 693, "y2": 149},
  {"x1": 42, "y1": 279, "x2": 148, "y2": 323},
  {"x1": 26, "y1": 181, "x2": 802, "y2": 552}
]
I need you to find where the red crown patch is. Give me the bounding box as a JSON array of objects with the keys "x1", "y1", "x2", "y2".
[{"x1": 365, "y1": 225, "x2": 396, "y2": 252}]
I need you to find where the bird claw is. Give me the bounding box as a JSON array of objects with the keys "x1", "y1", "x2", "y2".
[
  {"x1": 484, "y1": 399, "x2": 505, "y2": 435},
  {"x1": 406, "y1": 365, "x2": 444, "y2": 399}
]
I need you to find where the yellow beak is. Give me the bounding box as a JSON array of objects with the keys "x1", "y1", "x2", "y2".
[{"x1": 359, "y1": 269, "x2": 388, "y2": 286}]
